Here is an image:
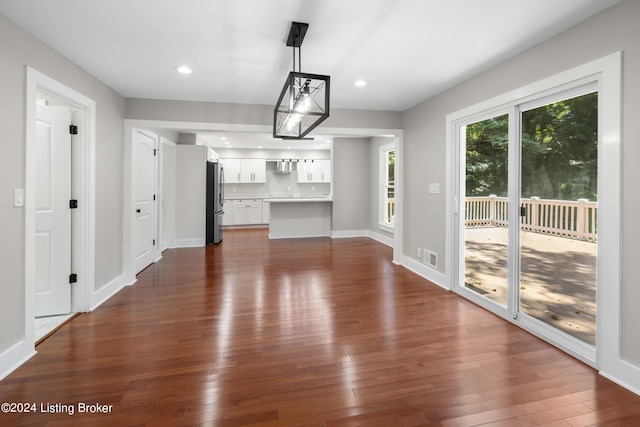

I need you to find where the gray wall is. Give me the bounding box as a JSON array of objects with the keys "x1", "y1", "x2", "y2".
[
  {"x1": 0, "y1": 14, "x2": 125, "y2": 350},
  {"x1": 175, "y1": 145, "x2": 206, "y2": 244},
  {"x1": 401, "y1": 0, "x2": 640, "y2": 364},
  {"x1": 332, "y1": 138, "x2": 371, "y2": 232},
  {"x1": 126, "y1": 98, "x2": 403, "y2": 131}
]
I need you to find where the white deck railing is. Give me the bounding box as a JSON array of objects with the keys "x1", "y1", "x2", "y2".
[{"x1": 465, "y1": 195, "x2": 597, "y2": 242}]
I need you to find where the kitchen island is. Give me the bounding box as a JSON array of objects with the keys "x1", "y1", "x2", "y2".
[{"x1": 264, "y1": 197, "x2": 332, "y2": 239}]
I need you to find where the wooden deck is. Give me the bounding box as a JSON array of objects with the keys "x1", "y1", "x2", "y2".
[
  {"x1": 465, "y1": 227, "x2": 596, "y2": 344},
  {"x1": 1, "y1": 228, "x2": 638, "y2": 426}
]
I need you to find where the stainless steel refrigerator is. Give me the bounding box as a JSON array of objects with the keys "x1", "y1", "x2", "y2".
[{"x1": 206, "y1": 161, "x2": 224, "y2": 245}]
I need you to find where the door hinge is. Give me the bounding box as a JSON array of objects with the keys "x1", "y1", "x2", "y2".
[
  {"x1": 153, "y1": 194, "x2": 156, "y2": 201},
  {"x1": 69, "y1": 273, "x2": 78, "y2": 284},
  {"x1": 69, "y1": 124, "x2": 78, "y2": 135},
  {"x1": 154, "y1": 149, "x2": 158, "y2": 156},
  {"x1": 70, "y1": 199, "x2": 78, "y2": 209},
  {"x1": 152, "y1": 239, "x2": 156, "y2": 246}
]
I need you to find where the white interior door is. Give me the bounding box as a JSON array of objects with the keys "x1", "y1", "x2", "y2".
[
  {"x1": 135, "y1": 129, "x2": 157, "y2": 273},
  {"x1": 35, "y1": 105, "x2": 72, "y2": 317}
]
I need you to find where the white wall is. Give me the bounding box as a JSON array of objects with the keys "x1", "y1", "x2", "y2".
[
  {"x1": 401, "y1": 0, "x2": 640, "y2": 381},
  {"x1": 0, "y1": 13, "x2": 125, "y2": 372}
]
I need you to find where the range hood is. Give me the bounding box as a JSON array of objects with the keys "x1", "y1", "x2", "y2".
[{"x1": 276, "y1": 159, "x2": 293, "y2": 174}]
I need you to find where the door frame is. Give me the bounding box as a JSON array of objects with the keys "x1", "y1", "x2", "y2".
[
  {"x1": 122, "y1": 120, "x2": 404, "y2": 285},
  {"x1": 160, "y1": 137, "x2": 177, "y2": 251},
  {"x1": 446, "y1": 52, "x2": 621, "y2": 369},
  {"x1": 25, "y1": 67, "x2": 96, "y2": 341}
]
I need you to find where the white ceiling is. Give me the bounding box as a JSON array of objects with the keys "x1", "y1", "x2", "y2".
[
  {"x1": 0, "y1": 0, "x2": 621, "y2": 113},
  {"x1": 0, "y1": 1, "x2": 621, "y2": 150}
]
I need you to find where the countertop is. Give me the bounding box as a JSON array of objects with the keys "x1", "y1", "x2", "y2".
[
  {"x1": 264, "y1": 196, "x2": 333, "y2": 203},
  {"x1": 225, "y1": 195, "x2": 331, "y2": 202}
]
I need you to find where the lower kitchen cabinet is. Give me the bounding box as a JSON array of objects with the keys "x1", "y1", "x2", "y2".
[{"x1": 232, "y1": 199, "x2": 263, "y2": 225}]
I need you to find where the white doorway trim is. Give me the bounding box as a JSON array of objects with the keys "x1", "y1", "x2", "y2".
[
  {"x1": 25, "y1": 67, "x2": 96, "y2": 341},
  {"x1": 122, "y1": 120, "x2": 404, "y2": 284},
  {"x1": 446, "y1": 52, "x2": 625, "y2": 382},
  {"x1": 160, "y1": 137, "x2": 177, "y2": 252}
]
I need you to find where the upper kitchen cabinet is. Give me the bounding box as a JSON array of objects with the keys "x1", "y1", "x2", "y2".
[
  {"x1": 221, "y1": 158, "x2": 266, "y2": 183},
  {"x1": 297, "y1": 159, "x2": 331, "y2": 183},
  {"x1": 222, "y1": 158, "x2": 241, "y2": 183},
  {"x1": 240, "y1": 159, "x2": 266, "y2": 183}
]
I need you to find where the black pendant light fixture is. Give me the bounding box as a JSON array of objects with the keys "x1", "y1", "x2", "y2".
[{"x1": 273, "y1": 22, "x2": 330, "y2": 139}]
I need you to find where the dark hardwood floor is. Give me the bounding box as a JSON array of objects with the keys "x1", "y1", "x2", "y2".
[{"x1": 2, "y1": 228, "x2": 640, "y2": 426}]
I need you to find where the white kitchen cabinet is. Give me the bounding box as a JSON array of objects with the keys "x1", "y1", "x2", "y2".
[
  {"x1": 297, "y1": 159, "x2": 331, "y2": 183},
  {"x1": 318, "y1": 159, "x2": 331, "y2": 183},
  {"x1": 240, "y1": 159, "x2": 266, "y2": 183},
  {"x1": 232, "y1": 199, "x2": 263, "y2": 224},
  {"x1": 222, "y1": 158, "x2": 265, "y2": 183},
  {"x1": 247, "y1": 201, "x2": 263, "y2": 223},
  {"x1": 222, "y1": 158, "x2": 241, "y2": 183}
]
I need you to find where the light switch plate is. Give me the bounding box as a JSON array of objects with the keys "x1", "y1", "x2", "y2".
[
  {"x1": 14, "y1": 188, "x2": 24, "y2": 207},
  {"x1": 429, "y1": 183, "x2": 440, "y2": 194}
]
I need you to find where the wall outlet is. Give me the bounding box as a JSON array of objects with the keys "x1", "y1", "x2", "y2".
[
  {"x1": 423, "y1": 250, "x2": 438, "y2": 269},
  {"x1": 416, "y1": 247, "x2": 422, "y2": 258}
]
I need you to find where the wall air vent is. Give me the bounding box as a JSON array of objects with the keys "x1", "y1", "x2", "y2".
[{"x1": 423, "y1": 250, "x2": 438, "y2": 269}]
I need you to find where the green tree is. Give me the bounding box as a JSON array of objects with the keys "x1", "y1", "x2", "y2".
[
  {"x1": 465, "y1": 92, "x2": 598, "y2": 201},
  {"x1": 465, "y1": 114, "x2": 508, "y2": 197},
  {"x1": 521, "y1": 92, "x2": 598, "y2": 200}
]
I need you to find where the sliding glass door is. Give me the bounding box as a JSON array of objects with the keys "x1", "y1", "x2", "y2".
[
  {"x1": 519, "y1": 91, "x2": 597, "y2": 345},
  {"x1": 463, "y1": 113, "x2": 510, "y2": 308},
  {"x1": 459, "y1": 87, "x2": 598, "y2": 352}
]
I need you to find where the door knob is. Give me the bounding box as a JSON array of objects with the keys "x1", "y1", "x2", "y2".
[{"x1": 136, "y1": 209, "x2": 141, "y2": 213}]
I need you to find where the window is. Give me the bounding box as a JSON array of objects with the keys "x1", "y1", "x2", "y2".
[{"x1": 380, "y1": 143, "x2": 395, "y2": 230}]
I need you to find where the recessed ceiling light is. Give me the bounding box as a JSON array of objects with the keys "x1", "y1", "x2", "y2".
[
  {"x1": 354, "y1": 80, "x2": 367, "y2": 87},
  {"x1": 257, "y1": 146, "x2": 263, "y2": 149},
  {"x1": 175, "y1": 66, "x2": 192, "y2": 75}
]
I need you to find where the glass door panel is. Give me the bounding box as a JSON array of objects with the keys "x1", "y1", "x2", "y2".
[
  {"x1": 464, "y1": 114, "x2": 509, "y2": 306},
  {"x1": 519, "y1": 92, "x2": 597, "y2": 345}
]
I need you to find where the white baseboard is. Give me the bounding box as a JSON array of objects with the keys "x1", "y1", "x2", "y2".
[
  {"x1": 601, "y1": 360, "x2": 640, "y2": 397},
  {"x1": 399, "y1": 255, "x2": 449, "y2": 290},
  {"x1": 0, "y1": 340, "x2": 37, "y2": 381},
  {"x1": 268, "y1": 233, "x2": 331, "y2": 239},
  {"x1": 174, "y1": 238, "x2": 205, "y2": 248},
  {"x1": 367, "y1": 230, "x2": 394, "y2": 247},
  {"x1": 331, "y1": 229, "x2": 368, "y2": 238},
  {"x1": 91, "y1": 275, "x2": 127, "y2": 311}
]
